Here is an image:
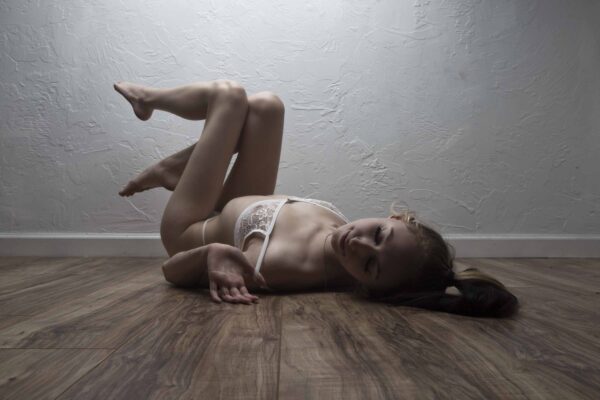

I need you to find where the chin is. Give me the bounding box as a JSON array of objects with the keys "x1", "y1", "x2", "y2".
[{"x1": 345, "y1": 266, "x2": 367, "y2": 284}]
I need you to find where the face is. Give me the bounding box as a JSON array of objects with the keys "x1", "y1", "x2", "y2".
[{"x1": 332, "y1": 217, "x2": 420, "y2": 292}]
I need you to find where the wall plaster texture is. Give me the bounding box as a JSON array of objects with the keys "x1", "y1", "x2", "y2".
[{"x1": 1, "y1": 0, "x2": 599, "y2": 237}]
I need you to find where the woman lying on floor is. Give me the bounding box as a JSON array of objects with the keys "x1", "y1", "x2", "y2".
[{"x1": 114, "y1": 79, "x2": 519, "y2": 318}]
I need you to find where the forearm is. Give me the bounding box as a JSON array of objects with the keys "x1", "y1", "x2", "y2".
[
  {"x1": 161, "y1": 244, "x2": 214, "y2": 287},
  {"x1": 161, "y1": 243, "x2": 243, "y2": 288}
]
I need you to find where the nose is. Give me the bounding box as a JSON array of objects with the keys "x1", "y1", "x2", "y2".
[{"x1": 348, "y1": 236, "x2": 374, "y2": 255}]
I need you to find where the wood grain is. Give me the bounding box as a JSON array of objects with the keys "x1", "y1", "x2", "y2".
[
  {"x1": 0, "y1": 257, "x2": 598, "y2": 400},
  {"x1": 0, "y1": 257, "x2": 160, "y2": 315},
  {"x1": 57, "y1": 293, "x2": 282, "y2": 400},
  {"x1": 0, "y1": 276, "x2": 161, "y2": 348},
  {"x1": 0, "y1": 348, "x2": 112, "y2": 400}
]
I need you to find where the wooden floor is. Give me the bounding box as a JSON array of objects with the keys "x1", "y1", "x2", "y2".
[{"x1": 0, "y1": 257, "x2": 598, "y2": 400}]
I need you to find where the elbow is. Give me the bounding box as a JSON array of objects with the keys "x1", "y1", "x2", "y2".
[
  {"x1": 161, "y1": 263, "x2": 193, "y2": 288},
  {"x1": 162, "y1": 263, "x2": 175, "y2": 285}
]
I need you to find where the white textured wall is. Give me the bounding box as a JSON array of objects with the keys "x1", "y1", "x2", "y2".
[{"x1": 1, "y1": 0, "x2": 599, "y2": 237}]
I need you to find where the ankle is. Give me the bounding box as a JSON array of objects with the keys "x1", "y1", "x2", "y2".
[
  {"x1": 159, "y1": 156, "x2": 184, "y2": 172},
  {"x1": 141, "y1": 87, "x2": 159, "y2": 107}
]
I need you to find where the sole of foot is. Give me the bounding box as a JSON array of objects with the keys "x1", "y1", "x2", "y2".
[{"x1": 118, "y1": 163, "x2": 181, "y2": 197}]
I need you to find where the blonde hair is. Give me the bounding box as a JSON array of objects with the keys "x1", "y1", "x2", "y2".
[{"x1": 354, "y1": 201, "x2": 519, "y2": 318}]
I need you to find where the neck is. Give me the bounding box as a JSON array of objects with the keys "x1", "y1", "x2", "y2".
[{"x1": 322, "y1": 229, "x2": 356, "y2": 289}]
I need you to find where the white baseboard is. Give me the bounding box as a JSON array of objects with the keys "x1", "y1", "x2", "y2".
[
  {"x1": 0, "y1": 233, "x2": 168, "y2": 257},
  {"x1": 446, "y1": 234, "x2": 600, "y2": 258},
  {"x1": 0, "y1": 233, "x2": 599, "y2": 258}
]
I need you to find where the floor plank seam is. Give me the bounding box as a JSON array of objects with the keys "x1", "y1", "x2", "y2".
[{"x1": 52, "y1": 347, "x2": 119, "y2": 400}]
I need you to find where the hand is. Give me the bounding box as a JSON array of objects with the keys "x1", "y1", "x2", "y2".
[{"x1": 207, "y1": 245, "x2": 268, "y2": 305}]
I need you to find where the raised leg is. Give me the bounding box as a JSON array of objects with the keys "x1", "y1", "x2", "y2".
[
  {"x1": 214, "y1": 91, "x2": 284, "y2": 211},
  {"x1": 156, "y1": 80, "x2": 249, "y2": 256},
  {"x1": 117, "y1": 93, "x2": 285, "y2": 205},
  {"x1": 115, "y1": 81, "x2": 285, "y2": 256},
  {"x1": 114, "y1": 80, "x2": 233, "y2": 197},
  {"x1": 114, "y1": 81, "x2": 224, "y2": 121},
  {"x1": 118, "y1": 143, "x2": 194, "y2": 196}
]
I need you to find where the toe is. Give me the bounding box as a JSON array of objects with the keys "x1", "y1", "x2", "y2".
[
  {"x1": 119, "y1": 181, "x2": 138, "y2": 196},
  {"x1": 114, "y1": 83, "x2": 124, "y2": 95}
]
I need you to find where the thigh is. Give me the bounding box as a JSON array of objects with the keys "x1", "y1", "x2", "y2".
[
  {"x1": 214, "y1": 91, "x2": 285, "y2": 211},
  {"x1": 160, "y1": 84, "x2": 248, "y2": 256}
]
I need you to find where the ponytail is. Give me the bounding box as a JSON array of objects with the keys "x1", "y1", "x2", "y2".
[{"x1": 372, "y1": 267, "x2": 519, "y2": 318}]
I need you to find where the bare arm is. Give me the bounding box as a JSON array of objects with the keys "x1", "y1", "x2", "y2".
[
  {"x1": 161, "y1": 244, "x2": 214, "y2": 288},
  {"x1": 161, "y1": 243, "x2": 268, "y2": 304}
]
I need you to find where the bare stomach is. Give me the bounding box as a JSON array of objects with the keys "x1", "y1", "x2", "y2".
[{"x1": 201, "y1": 194, "x2": 350, "y2": 292}]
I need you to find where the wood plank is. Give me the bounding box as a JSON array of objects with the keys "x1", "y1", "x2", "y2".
[
  {"x1": 280, "y1": 293, "x2": 431, "y2": 399},
  {"x1": 0, "y1": 270, "x2": 160, "y2": 348},
  {"x1": 459, "y1": 258, "x2": 600, "y2": 294},
  {"x1": 0, "y1": 257, "x2": 162, "y2": 295},
  {"x1": 0, "y1": 348, "x2": 112, "y2": 400},
  {"x1": 0, "y1": 258, "x2": 99, "y2": 296},
  {"x1": 420, "y1": 314, "x2": 600, "y2": 399},
  {"x1": 509, "y1": 285, "x2": 600, "y2": 346},
  {"x1": 523, "y1": 258, "x2": 600, "y2": 287},
  {"x1": 0, "y1": 257, "x2": 598, "y2": 399},
  {"x1": 56, "y1": 295, "x2": 282, "y2": 400},
  {"x1": 0, "y1": 257, "x2": 40, "y2": 269},
  {"x1": 278, "y1": 290, "x2": 600, "y2": 399},
  {"x1": 0, "y1": 258, "x2": 163, "y2": 315},
  {"x1": 0, "y1": 315, "x2": 29, "y2": 330}
]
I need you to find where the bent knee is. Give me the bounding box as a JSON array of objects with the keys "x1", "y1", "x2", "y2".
[
  {"x1": 249, "y1": 91, "x2": 285, "y2": 116},
  {"x1": 213, "y1": 79, "x2": 248, "y2": 105},
  {"x1": 213, "y1": 78, "x2": 244, "y2": 90}
]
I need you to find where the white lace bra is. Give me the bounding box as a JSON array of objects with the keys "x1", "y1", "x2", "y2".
[{"x1": 233, "y1": 196, "x2": 350, "y2": 274}]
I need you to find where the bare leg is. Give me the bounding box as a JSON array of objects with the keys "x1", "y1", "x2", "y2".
[
  {"x1": 117, "y1": 91, "x2": 284, "y2": 201},
  {"x1": 114, "y1": 80, "x2": 230, "y2": 197},
  {"x1": 114, "y1": 81, "x2": 224, "y2": 121},
  {"x1": 118, "y1": 143, "x2": 194, "y2": 197},
  {"x1": 154, "y1": 80, "x2": 249, "y2": 256}
]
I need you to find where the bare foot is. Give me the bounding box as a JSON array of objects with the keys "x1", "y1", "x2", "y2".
[
  {"x1": 113, "y1": 81, "x2": 154, "y2": 121},
  {"x1": 118, "y1": 161, "x2": 182, "y2": 197}
]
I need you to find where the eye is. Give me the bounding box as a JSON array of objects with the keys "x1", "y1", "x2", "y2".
[
  {"x1": 374, "y1": 226, "x2": 382, "y2": 244},
  {"x1": 365, "y1": 226, "x2": 382, "y2": 273}
]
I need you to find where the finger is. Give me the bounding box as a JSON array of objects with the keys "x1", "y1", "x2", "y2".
[
  {"x1": 209, "y1": 281, "x2": 222, "y2": 303},
  {"x1": 222, "y1": 293, "x2": 239, "y2": 304},
  {"x1": 219, "y1": 287, "x2": 232, "y2": 300},
  {"x1": 240, "y1": 286, "x2": 259, "y2": 302},
  {"x1": 220, "y1": 287, "x2": 240, "y2": 304},
  {"x1": 218, "y1": 287, "x2": 228, "y2": 299},
  {"x1": 230, "y1": 287, "x2": 251, "y2": 305},
  {"x1": 210, "y1": 290, "x2": 222, "y2": 303}
]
